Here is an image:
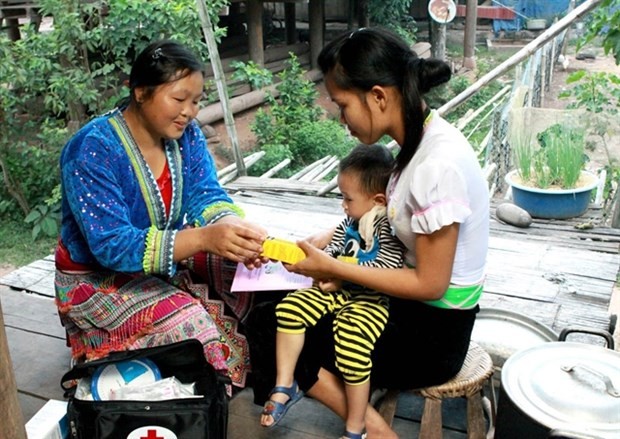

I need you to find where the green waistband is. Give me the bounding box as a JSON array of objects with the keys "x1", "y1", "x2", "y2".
[{"x1": 424, "y1": 283, "x2": 483, "y2": 309}]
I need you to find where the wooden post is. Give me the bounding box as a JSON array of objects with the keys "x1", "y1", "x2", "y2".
[
  {"x1": 196, "y1": 0, "x2": 246, "y2": 176},
  {"x1": 308, "y1": 0, "x2": 325, "y2": 69},
  {"x1": 246, "y1": 0, "x2": 264, "y2": 67},
  {"x1": 463, "y1": 0, "x2": 478, "y2": 70},
  {"x1": 0, "y1": 300, "x2": 27, "y2": 439},
  {"x1": 357, "y1": 0, "x2": 369, "y2": 28},
  {"x1": 431, "y1": 20, "x2": 446, "y2": 61},
  {"x1": 284, "y1": 2, "x2": 297, "y2": 44},
  {"x1": 348, "y1": 0, "x2": 355, "y2": 28}
]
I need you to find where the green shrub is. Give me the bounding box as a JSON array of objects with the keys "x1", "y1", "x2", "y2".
[
  {"x1": 289, "y1": 120, "x2": 357, "y2": 166},
  {"x1": 559, "y1": 70, "x2": 620, "y2": 115},
  {"x1": 514, "y1": 124, "x2": 586, "y2": 189},
  {"x1": 231, "y1": 60, "x2": 273, "y2": 90},
  {"x1": 248, "y1": 53, "x2": 359, "y2": 178},
  {"x1": 250, "y1": 53, "x2": 322, "y2": 151}
]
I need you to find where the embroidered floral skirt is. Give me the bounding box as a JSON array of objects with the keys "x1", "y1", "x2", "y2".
[{"x1": 55, "y1": 253, "x2": 254, "y2": 389}]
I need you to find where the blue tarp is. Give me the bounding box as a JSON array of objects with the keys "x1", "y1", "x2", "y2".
[{"x1": 492, "y1": 0, "x2": 571, "y2": 33}]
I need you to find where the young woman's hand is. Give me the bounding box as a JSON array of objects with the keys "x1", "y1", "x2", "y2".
[{"x1": 286, "y1": 240, "x2": 336, "y2": 281}]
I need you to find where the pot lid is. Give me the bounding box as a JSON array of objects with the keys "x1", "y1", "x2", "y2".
[
  {"x1": 502, "y1": 342, "x2": 620, "y2": 436},
  {"x1": 471, "y1": 308, "x2": 557, "y2": 367}
]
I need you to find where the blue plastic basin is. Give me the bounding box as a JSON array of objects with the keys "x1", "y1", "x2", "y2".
[{"x1": 505, "y1": 170, "x2": 598, "y2": 219}]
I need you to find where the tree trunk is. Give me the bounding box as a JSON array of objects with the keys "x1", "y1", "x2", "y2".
[{"x1": 0, "y1": 153, "x2": 30, "y2": 215}]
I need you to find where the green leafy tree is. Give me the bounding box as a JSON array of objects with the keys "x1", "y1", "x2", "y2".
[
  {"x1": 368, "y1": 0, "x2": 417, "y2": 45},
  {"x1": 0, "y1": 0, "x2": 228, "y2": 239},
  {"x1": 579, "y1": 0, "x2": 620, "y2": 64}
]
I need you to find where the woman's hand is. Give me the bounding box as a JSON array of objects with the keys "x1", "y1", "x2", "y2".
[{"x1": 186, "y1": 216, "x2": 265, "y2": 264}]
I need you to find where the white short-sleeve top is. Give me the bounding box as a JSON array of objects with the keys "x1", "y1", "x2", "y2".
[{"x1": 387, "y1": 110, "x2": 489, "y2": 285}]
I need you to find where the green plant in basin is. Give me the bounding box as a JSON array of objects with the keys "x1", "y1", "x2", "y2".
[{"x1": 513, "y1": 123, "x2": 587, "y2": 190}]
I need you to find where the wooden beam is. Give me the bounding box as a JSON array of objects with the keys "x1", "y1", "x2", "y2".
[
  {"x1": 196, "y1": 69, "x2": 322, "y2": 126},
  {"x1": 284, "y1": 2, "x2": 296, "y2": 44},
  {"x1": 247, "y1": 0, "x2": 264, "y2": 67},
  {"x1": 463, "y1": 0, "x2": 478, "y2": 70},
  {"x1": 308, "y1": 0, "x2": 324, "y2": 69},
  {"x1": 0, "y1": 300, "x2": 27, "y2": 439}
]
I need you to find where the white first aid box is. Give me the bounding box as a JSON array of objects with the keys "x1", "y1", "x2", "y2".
[{"x1": 25, "y1": 399, "x2": 69, "y2": 439}]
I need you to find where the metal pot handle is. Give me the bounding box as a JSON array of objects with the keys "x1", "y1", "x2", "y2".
[
  {"x1": 558, "y1": 326, "x2": 615, "y2": 350},
  {"x1": 560, "y1": 363, "x2": 620, "y2": 397}
]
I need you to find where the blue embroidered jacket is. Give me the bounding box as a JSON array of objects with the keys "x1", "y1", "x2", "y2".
[{"x1": 59, "y1": 109, "x2": 242, "y2": 277}]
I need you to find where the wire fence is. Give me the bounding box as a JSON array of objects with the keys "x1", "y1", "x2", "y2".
[{"x1": 484, "y1": 29, "x2": 568, "y2": 197}]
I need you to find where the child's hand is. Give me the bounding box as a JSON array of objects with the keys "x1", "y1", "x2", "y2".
[
  {"x1": 243, "y1": 254, "x2": 270, "y2": 270},
  {"x1": 317, "y1": 279, "x2": 341, "y2": 292},
  {"x1": 305, "y1": 228, "x2": 335, "y2": 250}
]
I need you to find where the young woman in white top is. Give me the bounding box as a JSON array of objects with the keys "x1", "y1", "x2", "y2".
[{"x1": 246, "y1": 26, "x2": 489, "y2": 439}]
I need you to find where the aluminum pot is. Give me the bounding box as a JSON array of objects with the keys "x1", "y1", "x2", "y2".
[
  {"x1": 494, "y1": 328, "x2": 620, "y2": 439},
  {"x1": 471, "y1": 308, "x2": 558, "y2": 369}
]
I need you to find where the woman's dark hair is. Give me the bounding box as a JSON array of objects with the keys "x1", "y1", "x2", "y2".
[
  {"x1": 318, "y1": 27, "x2": 451, "y2": 173},
  {"x1": 128, "y1": 39, "x2": 204, "y2": 104},
  {"x1": 339, "y1": 143, "x2": 394, "y2": 195}
]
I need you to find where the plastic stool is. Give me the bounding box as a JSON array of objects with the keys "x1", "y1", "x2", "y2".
[{"x1": 378, "y1": 341, "x2": 495, "y2": 439}]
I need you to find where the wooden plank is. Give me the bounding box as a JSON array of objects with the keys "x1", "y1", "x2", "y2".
[
  {"x1": 227, "y1": 387, "x2": 449, "y2": 439},
  {"x1": 233, "y1": 190, "x2": 342, "y2": 214},
  {"x1": 479, "y1": 294, "x2": 561, "y2": 331},
  {"x1": 18, "y1": 393, "x2": 48, "y2": 424},
  {"x1": 239, "y1": 201, "x2": 341, "y2": 239},
  {"x1": 0, "y1": 255, "x2": 55, "y2": 297},
  {"x1": 225, "y1": 176, "x2": 340, "y2": 195},
  {"x1": 0, "y1": 295, "x2": 26, "y2": 439},
  {"x1": 0, "y1": 264, "x2": 52, "y2": 291},
  {"x1": 490, "y1": 200, "x2": 620, "y2": 253},
  {"x1": 0, "y1": 290, "x2": 65, "y2": 339},
  {"x1": 0, "y1": 190, "x2": 616, "y2": 345},
  {"x1": 6, "y1": 326, "x2": 69, "y2": 402},
  {"x1": 228, "y1": 388, "x2": 345, "y2": 438}
]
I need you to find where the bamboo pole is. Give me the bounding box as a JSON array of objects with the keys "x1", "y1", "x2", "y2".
[
  {"x1": 438, "y1": 0, "x2": 603, "y2": 116},
  {"x1": 456, "y1": 85, "x2": 511, "y2": 130},
  {"x1": 196, "y1": 0, "x2": 246, "y2": 176},
  {"x1": 260, "y1": 159, "x2": 292, "y2": 178}
]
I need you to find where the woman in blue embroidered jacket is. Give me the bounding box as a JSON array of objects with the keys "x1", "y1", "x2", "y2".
[{"x1": 55, "y1": 40, "x2": 267, "y2": 390}]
